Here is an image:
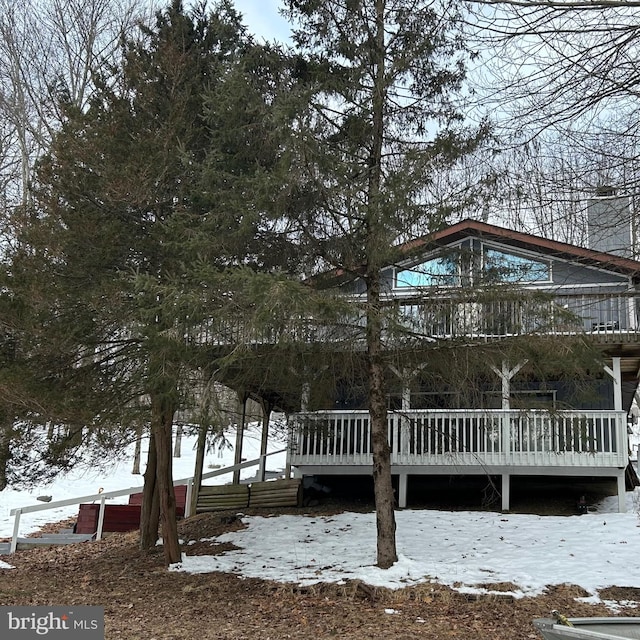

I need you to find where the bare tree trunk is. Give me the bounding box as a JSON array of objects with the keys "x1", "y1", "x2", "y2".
[
  {"x1": 66, "y1": 424, "x2": 83, "y2": 447},
  {"x1": 0, "y1": 420, "x2": 12, "y2": 490},
  {"x1": 149, "y1": 476, "x2": 160, "y2": 546},
  {"x1": 173, "y1": 423, "x2": 182, "y2": 458},
  {"x1": 0, "y1": 0, "x2": 149, "y2": 210},
  {"x1": 132, "y1": 424, "x2": 142, "y2": 474},
  {"x1": 152, "y1": 394, "x2": 180, "y2": 566},
  {"x1": 190, "y1": 423, "x2": 208, "y2": 517},
  {"x1": 367, "y1": 274, "x2": 397, "y2": 569},
  {"x1": 139, "y1": 429, "x2": 158, "y2": 549}
]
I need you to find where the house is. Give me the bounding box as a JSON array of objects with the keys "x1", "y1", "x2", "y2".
[{"x1": 218, "y1": 217, "x2": 640, "y2": 513}]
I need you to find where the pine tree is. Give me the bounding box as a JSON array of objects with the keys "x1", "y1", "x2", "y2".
[
  {"x1": 282, "y1": 0, "x2": 491, "y2": 568},
  {"x1": 7, "y1": 0, "x2": 303, "y2": 566}
]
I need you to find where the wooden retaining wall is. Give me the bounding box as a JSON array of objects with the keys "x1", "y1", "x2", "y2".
[
  {"x1": 196, "y1": 484, "x2": 250, "y2": 512},
  {"x1": 196, "y1": 479, "x2": 302, "y2": 513},
  {"x1": 74, "y1": 481, "x2": 300, "y2": 533}
]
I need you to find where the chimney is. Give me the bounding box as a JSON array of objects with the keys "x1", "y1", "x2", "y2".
[{"x1": 587, "y1": 187, "x2": 633, "y2": 258}]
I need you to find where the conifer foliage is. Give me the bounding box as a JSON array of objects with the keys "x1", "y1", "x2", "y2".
[
  {"x1": 281, "y1": 0, "x2": 491, "y2": 568},
  {"x1": 8, "y1": 0, "x2": 297, "y2": 565}
]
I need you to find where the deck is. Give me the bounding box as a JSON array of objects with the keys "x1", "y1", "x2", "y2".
[
  {"x1": 193, "y1": 292, "x2": 640, "y2": 346},
  {"x1": 287, "y1": 409, "x2": 630, "y2": 510}
]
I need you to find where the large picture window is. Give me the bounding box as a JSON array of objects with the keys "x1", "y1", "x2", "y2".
[
  {"x1": 395, "y1": 246, "x2": 550, "y2": 289},
  {"x1": 483, "y1": 248, "x2": 550, "y2": 283},
  {"x1": 395, "y1": 255, "x2": 459, "y2": 288}
]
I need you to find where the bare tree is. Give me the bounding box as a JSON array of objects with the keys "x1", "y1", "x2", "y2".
[
  {"x1": 0, "y1": 0, "x2": 156, "y2": 208},
  {"x1": 466, "y1": 1, "x2": 640, "y2": 240}
]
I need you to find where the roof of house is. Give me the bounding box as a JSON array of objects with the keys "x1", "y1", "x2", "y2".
[
  {"x1": 401, "y1": 218, "x2": 640, "y2": 277},
  {"x1": 312, "y1": 218, "x2": 640, "y2": 287}
]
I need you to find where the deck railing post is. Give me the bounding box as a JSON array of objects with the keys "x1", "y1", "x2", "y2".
[
  {"x1": 501, "y1": 411, "x2": 511, "y2": 459},
  {"x1": 10, "y1": 508, "x2": 21, "y2": 554},
  {"x1": 96, "y1": 495, "x2": 106, "y2": 541},
  {"x1": 184, "y1": 480, "x2": 193, "y2": 519}
]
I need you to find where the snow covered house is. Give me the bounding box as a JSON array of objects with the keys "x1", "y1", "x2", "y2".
[{"x1": 221, "y1": 217, "x2": 640, "y2": 512}]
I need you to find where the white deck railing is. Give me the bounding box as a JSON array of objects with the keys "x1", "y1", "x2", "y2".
[
  {"x1": 288, "y1": 410, "x2": 628, "y2": 469},
  {"x1": 192, "y1": 292, "x2": 640, "y2": 345}
]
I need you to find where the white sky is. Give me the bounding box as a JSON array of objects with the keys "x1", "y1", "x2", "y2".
[
  {"x1": 3, "y1": 431, "x2": 640, "y2": 609},
  {"x1": 232, "y1": 0, "x2": 292, "y2": 43}
]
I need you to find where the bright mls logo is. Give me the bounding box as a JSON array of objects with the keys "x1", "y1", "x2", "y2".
[{"x1": 1, "y1": 606, "x2": 104, "y2": 639}]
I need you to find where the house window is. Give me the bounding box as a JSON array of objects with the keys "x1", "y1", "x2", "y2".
[
  {"x1": 483, "y1": 248, "x2": 550, "y2": 284},
  {"x1": 395, "y1": 255, "x2": 460, "y2": 288}
]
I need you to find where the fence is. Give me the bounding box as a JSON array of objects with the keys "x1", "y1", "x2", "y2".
[{"x1": 7, "y1": 448, "x2": 286, "y2": 554}]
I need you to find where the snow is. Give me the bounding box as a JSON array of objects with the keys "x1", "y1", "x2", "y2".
[
  {"x1": 2, "y1": 428, "x2": 640, "y2": 603},
  {"x1": 168, "y1": 504, "x2": 640, "y2": 601}
]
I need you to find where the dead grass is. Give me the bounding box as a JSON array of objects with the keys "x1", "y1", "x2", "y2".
[{"x1": 0, "y1": 510, "x2": 638, "y2": 639}]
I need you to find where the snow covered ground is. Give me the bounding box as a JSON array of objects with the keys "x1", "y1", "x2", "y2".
[
  {"x1": 2, "y1": 428, "x2": 640, "y2": 604},
  {"x1": 170, "y1": 498, "x2": 640, "y2": 603}
]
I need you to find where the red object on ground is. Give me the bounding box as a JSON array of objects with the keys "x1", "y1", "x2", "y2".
[{"x1": 75, "y1": 485, "x2": 187, "y2": 535}]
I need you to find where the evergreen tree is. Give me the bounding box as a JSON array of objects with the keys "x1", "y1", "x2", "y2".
[
  {"x1": 282, "y1": 0, "x2": 491, "y2": 568},
  {"x1": 7, "y1": 0, "x2": 303, "y2": 566}
]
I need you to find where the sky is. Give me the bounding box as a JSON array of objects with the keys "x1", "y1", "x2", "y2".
[
  {"x1": 3, "y1": 430, "x2": 640, "y2": 609},
  {"x1": 231, "y1": 0, "x2": 292, "y2": 43}
]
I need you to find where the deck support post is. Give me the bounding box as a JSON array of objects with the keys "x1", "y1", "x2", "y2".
[
  {"x1": 490, "y1": 360, "x2": 528, "y2": 411},
  {"x1": 301, "y1": 382, "x2": 310, "y2": 412},
  {"x1": 258, "y1": 398, "x2": 273, "y2": 482},
  {"x1": 400, "y1": 384, "x2": 411, "y2": 457},
  {"x1": 490, "y1": 361, "x2": 527, "y2": 457},
  {"x1": 390, "y1": 365, "x2": 425, "y2": 460},
  {"x1": 501, "y1": 413, "x2": 510, "y2": 456},
  {"x1": 604, "y1": 357, "x2": 623, "y2": 412},
  {"x1": 288, "y1": 380, "x2": 311, "y2": 479},
  {"x1": 501, "y1": 473, "x2": 510, "y2": 511},
  {"x1": 398, "y1": 473, "x2": 408, "y2": 508},
  {"x1": 233, "y1": 391, "x2": 249, "y2": 485},
  {"x1": 617, "y1": 470, "x2": 626, "y2": 513}
]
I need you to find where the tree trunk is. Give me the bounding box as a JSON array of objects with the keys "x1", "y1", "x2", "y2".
[
  {"x1": 139, "y1": 430, "x2": 158, "y2": 549},
  {"x1": 365, "y1": 0, "x2": 397, "y2": 570},
  {"x1": 66, "y1": 424, "x2": 83, "y2": 447},
  {"x1": 367, "y1": 275, "x2": 397, "y2": 569},
  {"x1": 152, "y1": 393, "x2": 180, "y2": 566},
  {"x1": 132, "y1": 424, "x2": 143, "y2": 475},
  {"x1": 0, "y1": 420, "x2": 11, "y2": 491},
  {"x1": 173, "y1": 423, "x2": 182, "y2": 458},
  {"x1": 190, "y1": 423, "x2": 208, "y2": 517}
]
